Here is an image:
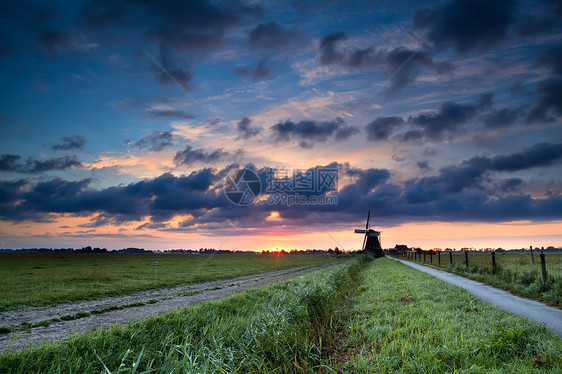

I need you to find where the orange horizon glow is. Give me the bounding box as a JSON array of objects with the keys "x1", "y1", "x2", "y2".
[{"x1": 1, "y1": 217, "x2": 561, "y2": 252}]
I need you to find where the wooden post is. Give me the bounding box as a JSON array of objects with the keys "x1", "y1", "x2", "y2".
[
  {"x1": 430, "y1": 253, "x2": 433, "y2": 263},
  {"x1": 540, "y1": 253, "x2": 547, "y2": 287},
  {"x1": 464, "y1": 251, "x2": 469, "y2": 267},
  {"x1": 491, "y1": 251, "x2": 496, "y2": 268},
  {"x1": 530, "y1": 245, "x2": 535, "y2": 264},
  {"x1": 423, "y1": 252, "x2": 426, "y2": 262},
  {"x1": 438, "y1": 251, "x2": 441, "y2": 266},
  {"x1": 449, "y1": 251, "x2": 453, "y2": 265}
]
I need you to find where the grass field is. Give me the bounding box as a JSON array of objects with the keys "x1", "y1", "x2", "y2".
[
  {"x1": 329, "y1": 258, "x2": 562, "y2": 373},
  {"x1": 393, "y1": 252, "x2": 562, "y2": 307},
  {"x1": 1, "y1": 256, "x2": 561, "y2": 373},
  {"x1": 0, "y1": 253, "x2": 336, "y2": 311}
]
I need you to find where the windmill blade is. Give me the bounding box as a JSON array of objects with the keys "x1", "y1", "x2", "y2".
[
  {"x1": 362, "y1": 233, "x2": 367, "y2": 251},
  {"x1": 365, "y1": 210, "x2": 371, "y2": 230},
  {"x1": 354, "y1": 229, "x2": 367, "y2": 234}
]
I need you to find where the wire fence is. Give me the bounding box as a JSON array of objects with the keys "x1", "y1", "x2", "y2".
[{"x1": 391, "y1": 250, "x2": 562, "y2": 279}]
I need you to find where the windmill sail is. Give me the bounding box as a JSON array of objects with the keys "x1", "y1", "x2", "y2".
[{"x1": 354, "y1": 210, "x2": 383, "y2": 257}]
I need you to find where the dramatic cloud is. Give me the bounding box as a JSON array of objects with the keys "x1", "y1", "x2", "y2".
[
  {"x1": 526, "y1": 79, "x2": 562, "y2": 123},
  {"x1": 51, "y1": 136, "x2": 86, "y2": 151},
  {"x1": 0, "y1": 154, "x2": 83, "y2": 173},
  {"x1": 406, "y1": 94, "x2": 492, "y2": 140},
  {"x1": 483, "y1": 106, "x2": 525, "y2": 128},
  {"x1": 127, "y1": 130, "x2": 173, "y2": 152},
  {"x1": 236, "y1": 117, "x2": 260, "y2": 139},
  {"x1": 270, "y1": 118, "x2": 357, "y2": 147},
  {"x1": 318, "y1": 32, "x2": 450, "y2": 94},
  {"x1": 366, "y1": 116, "x2": 404, "y2": 141},
  {"x1": 81, "y1": 0, "x2": 259, "y2": 52},
  {"x1": 235, "y1": 58, "x2": 274, "y2": 81},
  {"x1": 1, "y1": 145, "x2": 561, "y2": 228},
  {"x1": 174, "y1": 146, "x2": 229, "y2": 166},
  {"x1": 151, "y1": 45, "x2": 192, "y2": 91},
  {"x1": 247, "y1": 21, "x2": 305, "y2": 49},
  {"x1": 536, "y1": 45, "x2": 562, "y2": 76},
  {"x1": 413, "y1": 0, "x2": 516, "y2": 53}
]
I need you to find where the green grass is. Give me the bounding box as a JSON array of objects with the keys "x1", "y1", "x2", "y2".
[
  {"x1": 395, "y1": 252, "x2": 562, "y2": 306},
  {"x1": 0, "y1": 253, "x2": 336, "y2": 311},
  {"x1": 0, "y1": 256, "x2": 369, "y2": 373},
  {"x1": 2, "y1": 256, "x2": 561, "y2": 373},
  {"x1": 329, "y1": 258, "x2": 562, "y2": 373},
  {"x1": 424, "y1": 251, "x2": 562, "y2": 276}
]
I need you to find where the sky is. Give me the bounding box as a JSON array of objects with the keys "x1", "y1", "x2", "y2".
[{"x1": 0, "y1": 0, "x2": 561, "y2": 251}]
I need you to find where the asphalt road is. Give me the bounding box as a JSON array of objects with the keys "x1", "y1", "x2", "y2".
[{"x1": 388, "y1": 256, "x2": 562, "y2": 337}]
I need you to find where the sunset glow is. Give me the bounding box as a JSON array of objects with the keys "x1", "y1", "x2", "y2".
[{"x1": 1, "y1": 0, "x2": 561, "y2": 251}]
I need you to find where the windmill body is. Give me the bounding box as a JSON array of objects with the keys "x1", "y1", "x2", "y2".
[{"x1": 354, "y1": 211, "x2": 383, "y2": 257}]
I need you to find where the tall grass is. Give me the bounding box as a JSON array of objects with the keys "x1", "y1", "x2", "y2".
[
  {"x1": 331, "y1": 258, "x2": 562, "y2": 373},
  {"x1": 0, "y1": 256, "x2": 372, "y2": 373}
]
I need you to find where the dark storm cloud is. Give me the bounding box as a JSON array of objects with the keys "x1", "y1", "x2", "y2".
[
  {"x1": 81, "y1": 0, "x2": 259, "y2": 51},
  {"x1": 483, "y1": 106, "x2": 526, "y2": 128},
  {"x1": 236, "y1": 117, "x2": 260, "y2": 139},
  {"x1": 0, "y1": 168, "x2": 229, "y2": 223},
  {"x1": 1, "y1": 145, "x2": 561, "y2": 227},
  {"x1": 343, "y1": 167, "x2": 391, "y2": 194},
  {"x1": 406, "y1": 94, "x2": 492, "y2": 140},
  {"x1": 127, "y1": 130, "x2": 173, "y2": 152},
  {"x1": 234, "y1": 58, "x2": 274, "y2": 81},
  {"x1": 0, "y1": 154, "x2": 83, "y2": 173},
  {"x1": 536, "y1": 45, "x2": 562, "y2": 76},
  {"x1": 248, "y1": 21, "x2": 305, "y2": 49},
  {"x1": 318, "y1": 32, "x2": 451, "y2": 94},
  {"x1": 487, "y1": 142, "x2": 562, "y2": 171},
  {"x1": 152, "y1": 45, "x2": 192, "y2": 91},
  {"x1": 413, "y1": 0, "x2": 516, "y2": 53},
  {"x1": 146, "y1": 109, "x2": 195, "y2": 120},
  {"x1": 498, "y1": 178, "x2": 523, "y2": 192},
  {"x1": 526, "y1": 79, "x2": 562, "y2": 123},
  {"x1": 51, "y1": 136, "x2": 86, "y2": 151},
  {"x1": 173, "y1": 146, "x2": 229, "y2": 166},
  {"x1": 270, "y1": 118, "x2": 357, "y2": 147},
  {"x1": 0, "y1": 154, "x2": 22, "y2": 172},
  {"x1": 365, "y1": 116, "x2": 404, "y2": 141}
]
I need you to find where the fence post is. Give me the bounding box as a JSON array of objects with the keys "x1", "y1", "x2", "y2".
[
  {"x1": 491, "y1": 251, "x2": 496, "y2": 268},
  {"x1": 438, "y1": 251, "x2": 441, "y2": 266},
  {"x1": 464, "y1": 251, "x2": 469, "y2": 267},
  {"x1": 430, "y1": 253, "x2": 433, "y2": 263},
  {"x1": 423, "y1": 252, "x2": 426, "y2": 262},
  {"x1": 449, "y1": 251, "x2": 453, "y2": 265},
  {"x1": 530, "y1": 245, "x2": 535, "y2": 264},
  {"x1": 540, "y1": 253, "x2": 547, "y2": 287}
]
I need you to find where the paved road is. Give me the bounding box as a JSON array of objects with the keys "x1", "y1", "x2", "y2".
[{"x1": 387, "y1": 256, "x2": 562, "y2": 337}]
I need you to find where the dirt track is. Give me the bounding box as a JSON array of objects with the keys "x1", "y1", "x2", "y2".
[{"x1": 0, "y1": 264, "x2": 336, "y2": 352}]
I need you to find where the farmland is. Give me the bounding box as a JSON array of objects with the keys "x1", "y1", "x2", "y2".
[
  {"x1": 0, "y1": 253, "x2": 336, "y2": 311},
  {"x1": 391, "y1": 251, "x2": 562, "y2": 307},
  {"x1": 1, "y1": 256, "x2": 561, "y2": 373}
]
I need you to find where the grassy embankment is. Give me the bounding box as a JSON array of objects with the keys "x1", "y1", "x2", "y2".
[
  {"x1": 392, "y1": 252, "x2": 562, "y2": 307},
  {"x1": 2, "y1": 256, "x2": 561, "y2": 373},
  {"x1": 0, "y1": 253, "x2": 336, "y2": 311},
  {"x1": 0, "y1": 256, "x2": 368, "y2": 373},
  {"x1": 328, "y1": 257, "x2": 562, "y2": 373}
]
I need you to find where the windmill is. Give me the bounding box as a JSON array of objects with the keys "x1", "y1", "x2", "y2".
[{"x1": 354, "y1": 210, "x2": 383, "y2": 257}]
